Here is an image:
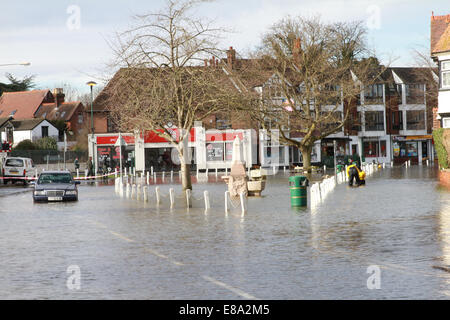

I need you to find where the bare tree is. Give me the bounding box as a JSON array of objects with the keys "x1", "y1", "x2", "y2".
[
  {"x1": 248, "y1": 16, "x2": 383, "y2": 174},
  {"x1": 106, "y1": 0, "x2": 249, "y2": 191}
]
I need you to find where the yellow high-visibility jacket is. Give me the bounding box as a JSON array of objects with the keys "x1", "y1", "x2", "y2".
[{"x1": 346, "y1": 164, "x2": 366, "y2": 180}]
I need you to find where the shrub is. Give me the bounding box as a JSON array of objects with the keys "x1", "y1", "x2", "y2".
[
  {"x1": 13, "y1": 139, "x2": 36, "y2": 150},
  {"x1": 35, "y1": 136, "x2": 58, "y2": 150},
  {"x1": 432, "y1": 128, "x2": 449, "y2": 169}
]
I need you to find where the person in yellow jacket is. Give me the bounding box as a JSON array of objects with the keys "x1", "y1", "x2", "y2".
[{"x1": 346, "y1": 159, "x2": 366, "y2": 186}]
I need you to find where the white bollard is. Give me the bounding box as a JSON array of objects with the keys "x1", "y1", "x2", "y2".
[
  {"x1": 186, "y1": 189, "x2": 191, "y2": 208},
  {"x1": 119, "y1": 181, "x2": 124, "y2": 197},
  {"x1": 426, "y1": 159, "x2": 429, "y2": 166},
  {"x1": 240, "y1": 192, "x2": 247, "y2": 215},
  {"x1": 115, "y1": 177, "x2": 119, "y2": 193},
  {"x1": 114, "y1": 169, "x2": 118, "y2": 178},
  {"x1": 323, "y1": 165, "x2": 327, "y2": 173},
  {"x1": 204, "y1": 190, "x2": 210, "y2": 211},
  {"x1": 225, "y1": 191, "x2": 230, "y2": 214},
  {"x1": 143, "y1": 186, "x2": 148, "y2": 202},
  {"x1": 170, "y1": 170, "x2": 173, "y2": 181},
  {"x1": 137, "y1": 184, "x2": 141, "y2": 201},
  {"x1": 146, "y1": 171, "x2": 150, "y2": 185},
  {"x1": 273, "y1": 165, "x2": 276, "y2": 175},
  {"x1": 215, "y1": 168, "x2": 218, "y2": 177},
  {"x1": 151, "y1": 166, "x2": 154, "y2": 176},
  {"x1": 162, "y1": 171, "x2": 165, "y2": 181},
  {"x1": 169, "y1": 188, "x2": 174, "y2": 209},
  {"x1": 155, "y1": 186, "x2": 160, "y2": 205},
  {"x1": 131, "y1": 184, "x2": 136, "y2": 199},
  {"x1": 126, "y1": 183, "x2": 131, "y2": 198}
]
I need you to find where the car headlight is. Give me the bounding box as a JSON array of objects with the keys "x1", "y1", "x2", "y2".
[
  {"x1": 65, "y1": 190, "x2": 77, "y2": 195},
  {"x1": 34, "y1": 190, "x2": 46, "y2": 196}
]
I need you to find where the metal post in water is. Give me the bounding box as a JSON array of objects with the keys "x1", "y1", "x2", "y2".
[
  {"x1": 120, "y1": 181, "x2": 124, "y2": 197},
  {"x1": 186, "y1": 189, "x2": 191, "y2": 208},
  {"x1": 169, "y1": 188, "x2": 174, "y2": 209},
  {"x1": 136, "y1": 184, "x2": 141, "y2": 201},
  {"x1": 204, "y1": 190, "x2": 210, "y2": 212},
  {"x1": 155, "y1": 186, "x2": 160, "y2": 205},
  {"x1": 126, "y1": 183, "x2": 130, "y2": 198},
  {"x1": 240, "y1": 192, "x2": 247, "y2": 216},
  {"x1": 143, "y1": 186, "x2": 148, "y2": 202},
  {"x1": 131, "y1": 184, "x2": 136, "y2": 199},
  {"x1": 225, "y1": 191, "x2": 230, "y2": 214}
]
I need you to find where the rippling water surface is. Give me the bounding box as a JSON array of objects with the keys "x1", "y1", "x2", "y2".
[{"x1": 1, "y1": 166, "x2": 449, "y2": 299}]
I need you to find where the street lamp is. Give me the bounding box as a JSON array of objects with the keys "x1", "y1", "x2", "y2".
[
  {"x1": 87, "y1": 81, "x2": 97, "y2": 175},
  {"x1": 0, "y1": 62, "x2": 31, "y2": 67}
]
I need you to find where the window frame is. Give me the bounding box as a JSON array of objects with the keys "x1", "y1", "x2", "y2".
[{"x1": 442, "y1": 60, "x2": 450, "y2": 89}]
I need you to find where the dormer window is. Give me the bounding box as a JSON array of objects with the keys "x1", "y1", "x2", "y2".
[{"x1": 442, "y1": 61, "x2": 450, "y2": 89}]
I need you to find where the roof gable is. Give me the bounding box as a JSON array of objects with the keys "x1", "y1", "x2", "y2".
[
  {"x1": 431, "y1": 14, "x2": 450, "y2": 55},
  {"x1": 0, "y1": 90, "x2": 51, "y2": 119}
]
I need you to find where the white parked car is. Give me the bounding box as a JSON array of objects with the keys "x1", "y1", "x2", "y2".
[{"x1": 1, "y1": 157, "x2": 35, "y2": 185}]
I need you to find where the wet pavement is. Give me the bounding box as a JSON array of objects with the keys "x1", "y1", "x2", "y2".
[{"x1": 1, "y1": 165, "x2": 450, "y2": 299}]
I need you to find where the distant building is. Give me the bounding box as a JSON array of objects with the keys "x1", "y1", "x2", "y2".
[
  {"x1": 0, "y1": 88, "x2": 86, "y2": 139},
  {"x1": 0, "y1": 118, "x2": 58, "y2": 147},
  {"x1": 431, "y1": 13, "x2": 450, "y2": 127}
]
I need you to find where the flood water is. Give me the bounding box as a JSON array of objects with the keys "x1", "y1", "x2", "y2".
[{"x1": 1, "y1": 165, "x2": 450, "y2": 299}]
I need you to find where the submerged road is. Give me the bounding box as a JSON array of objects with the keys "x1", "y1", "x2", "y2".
[{"x1": 0, "y1": 165, "x2": 449, "y2": 299}]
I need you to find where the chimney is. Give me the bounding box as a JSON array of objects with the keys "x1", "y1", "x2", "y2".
[
  {"x1": 292, "y1": 38, "x2": 301, "y2": 61},
  {"x1": 227, "y1": 46, "x2": 236, "y2": 69},
  {"x1": 53, "y1": 88, "x2": 65, "y2": 108}
]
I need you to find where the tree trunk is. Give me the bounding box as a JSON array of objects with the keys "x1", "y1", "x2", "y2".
[
  {"x1": 177, "y1": 141, "x2": 192, "y2": 191},
  {"x1": 300, "y1": 144, "x2": 313, "y2": 180}
]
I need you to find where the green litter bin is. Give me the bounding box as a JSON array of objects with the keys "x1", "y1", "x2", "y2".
[
  {"x1": 289, "y1": 176, "x2": 308, "y2": 207},
  {"x1": 336, "y1": 164, "x2": 344, "y2": 173}
]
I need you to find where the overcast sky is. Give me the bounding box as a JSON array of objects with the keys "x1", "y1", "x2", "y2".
[{"x1": 0, "y1": 0, "x2": 448, "y2": 96}]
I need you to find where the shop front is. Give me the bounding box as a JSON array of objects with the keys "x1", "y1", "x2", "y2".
[
  {"x1": 392, "y1": 135, "x2": 433, "y2": 165},
  {"x1": 320, "y1": 138, "x2": 351, "y2": 167},
  {"x1": 94, "y1": 134, "x2": 136, "y2": 172},
  {"x1": 202, "y1": 129, "x2": 256, "y2": 170}
]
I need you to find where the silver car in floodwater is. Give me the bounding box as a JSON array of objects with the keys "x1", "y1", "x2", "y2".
[{"x1": 33, "y1": 171, "x2": 80, "y2": 202}]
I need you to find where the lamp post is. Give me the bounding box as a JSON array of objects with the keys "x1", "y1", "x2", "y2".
[
  {"x1": 87, "y1": 81, "x2": 97, "y2": 175},
  {"x1": 0, "y1": 62, "x2": 31, "y2": 67}
]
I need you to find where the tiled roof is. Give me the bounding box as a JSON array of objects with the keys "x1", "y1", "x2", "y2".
[
  {"x1": 431, "y1": 13, "x2": 450, "y2": 55},
  {"x1": 0, "y1": 90, "x2": 50, "y2": 119},
  {"x1": 11, "y1": 118, "x2": 46, "y2": 131},
  {"x1": 35, "y1": 102, "x2": 83, "y2": 121}
]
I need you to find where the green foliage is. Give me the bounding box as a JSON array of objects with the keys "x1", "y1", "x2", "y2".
[
  {"x1": 13, "y1": 139, "x2": 36, "y2": 150},
  {"x1": 432, "y1": 128, "x2": 448, "y2": 169},
  {"x1": 35, "y1": 137, "x2": 57, "y2": 150},
  {"x1": 0, "y1": 73, "x2": 35, "y2": 95}
]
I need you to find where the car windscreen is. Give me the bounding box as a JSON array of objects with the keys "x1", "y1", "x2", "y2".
[
  {"x1": 37, "y1": 173, "x2": 73, "y2": 184},
  {"x1": 5, "y1": 159, "x2": 24, "y2": 167}
]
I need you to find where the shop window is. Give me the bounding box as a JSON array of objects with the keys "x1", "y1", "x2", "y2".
[
  {"x1": 406, "y1": 110, "x2": 425, "y2": 130},
  {"x1": 363, "y1": 141, "x2": 386, "y2": 158},
  {"x1": 206, "y1": 142, "x2": 224, "y2": 161},
  {"x1": 365, "y1": 111, "x2": 384, "y2": 131}
]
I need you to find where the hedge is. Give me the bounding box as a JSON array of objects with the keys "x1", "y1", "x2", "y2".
[{"x1": 432, "y1": 128, "x2": 449, "y2": 169}]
